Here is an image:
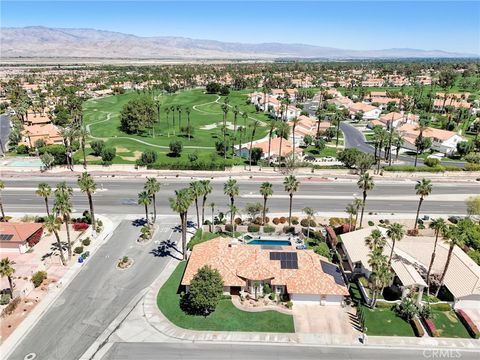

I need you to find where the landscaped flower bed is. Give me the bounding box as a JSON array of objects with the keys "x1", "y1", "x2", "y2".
[
  {"x1": 73, "y1": 222, "x2": 90, "y2": 231},
  {"x1": 456, "y1": 309, "x2": 480, "y2": 339},
  {"x1": 412, "y1": 317, "x2": 425, "y2": 337},
  {"x1": 423, "y1": 318, "x2": 439, "y2": 337}
]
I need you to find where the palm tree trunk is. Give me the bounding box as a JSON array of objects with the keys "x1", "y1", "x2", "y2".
[
  {"x1": 414, "y1": 148, "x2": 419, "y2": 167},
  {"x1": 230, "y1": 197, "x2": 234, "y2": 226},
  {"x1": 195, "y1": 198, "x2": 200, "y2": 228},
  {"x1": 359, "y1": 192, "x2": 367, "y2": 229},
  {"x1": 248, "y1": 135, "x2": 254, "y2": 171},
  {"x1": 279, "y1": 136, "x2": 284, "y2": 166},
  {"x1": 435, "y1": 244, "x2": 454, "y2": 297},
  {"x1": 201, "y1": 195, "x2": 207, "y2": 225},
  {"x1": 88, "y1": 192, "x2": 96, "y2": 231},
  {"x1": 354, "y1": 208, "x2": 359, "y2": 231},
  {"x1": 145, "y1": 204, "x2": 149, "y2": 223},
  {"x1": 388, "y1": 240, "x2": 395, "y2": 267},
  {"x1": 54, "y1": 230, "x2": 66, "y2": 266},
  {"x1": 414, "y1": 197, "x2": 423, "y2": 230},
  {"x1": 267, "y1": 131, "x2": 272, "y2": 165},
  {"x1": 426, "y1": 230, "x2": 439, "y2": 290},
  {"x1": 82, "y1": 139, "x2": 87, "y2": 170},
  {"x1": 7, "y1": 276, "x2": 14, "y2": 299},
  {"x1": 182, "y1": 212, "x2": 188, "y2": 260},
  {"x1": 65, "y1": 218, "x2": 72, "y2": 260},
  {"x1": 152, "y1": 194, "x2": 157, "y2": 223},
  {"x1": 262, "y1": 196, "x2": 267, "y2": 225},
  {"x1": 288, "y1": 194, "x2": 293, "y2": 226},
  {"x1": 44, "y1": 197, "x2": 50, "y2": 216}
]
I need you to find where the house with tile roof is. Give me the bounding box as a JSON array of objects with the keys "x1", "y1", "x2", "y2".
[
  {"x1": 235, "y1": 136, "x2": 302, "y2": 162},
  {"x1": 340, "y1": 227, "x2": 480, "y2": 309},
  {"x1": 20, "y1": 123, "x2": 64, "y2": 148},
  {"x1": 349, "y1": 102, "x2": 382, "y2": 120},
  {"x1": 368, "y1": 112, "x2": 419, "y2": 129},
  {"x1": 0, "y1": 223, "x2": 44, "y2": 253},
  {"x1": 397, "y1": 124, "x2": 466, "y2": 155},
  {"x1": 182, "y1": 237, "x2": 349, "y2": 305}
]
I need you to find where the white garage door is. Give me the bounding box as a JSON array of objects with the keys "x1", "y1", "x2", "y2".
[{"x1": 291, "y1": 294, "x2": 321, "y2": 303}]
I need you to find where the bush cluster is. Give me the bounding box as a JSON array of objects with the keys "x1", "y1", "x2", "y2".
[
  {"x1": 31, "y1": 271, "x2": 47, "y2": 288},
  {"x1": 72, "y1": 222, "x2": 90, "y2": 231}
]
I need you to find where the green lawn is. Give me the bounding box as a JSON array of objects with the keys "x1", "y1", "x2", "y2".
[
  {"x1": 187, "y1": 230, "x2": 225, "y2": 250},
  {"x1": 350, "y1": 283, "x2": 414, "y2": 337},
  {"x1": 304, "y1": 146, "x2": 338, "y2": 158},
  {"x1": 157, "y1": 262, "x2": 295, "y2": 332},
  {"x1": 430, "y1": 310, "x2": 472, "y2": 338},
  {"x1": 80, "y1": 88, "x2": 271, "y2": 164}
]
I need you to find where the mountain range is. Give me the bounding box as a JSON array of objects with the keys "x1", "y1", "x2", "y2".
[{"x1": 1, "y1": 26, "x2": 476, "y2": 60}]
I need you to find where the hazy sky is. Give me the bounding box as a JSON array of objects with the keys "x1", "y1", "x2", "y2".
[{"x1": 2, "y1": 1, "x2": 479, "y2": 54}]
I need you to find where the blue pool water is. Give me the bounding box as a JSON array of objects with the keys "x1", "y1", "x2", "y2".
[{"x1": 247, "y1": 239, "x2": 291, "y2": 246}]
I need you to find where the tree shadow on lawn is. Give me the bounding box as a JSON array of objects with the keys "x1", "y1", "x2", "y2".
[{"x1": 149, "y1": 239, "x2": 183, "y2": 260}]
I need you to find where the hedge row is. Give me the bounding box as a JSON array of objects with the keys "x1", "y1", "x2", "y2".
[
  {"x1": 147, "y1": 161, "x2": 231, "y2": 171},
  {"x1": 383, "y1": 165, "x2": 462, "y2": 172},
  {"x1": 456, "y1": 309, "x2": 480, "y2": 339},
  {"x1": 412, "y1": 318, "x2": 425, "y2": 337}
]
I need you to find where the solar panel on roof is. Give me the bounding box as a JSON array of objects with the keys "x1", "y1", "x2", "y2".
[{"x1": 0, "y1": 234, "x2": 14, "y2": 241}]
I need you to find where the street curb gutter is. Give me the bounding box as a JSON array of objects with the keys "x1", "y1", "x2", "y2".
[
  {"x1": 79, "y1": 288, "x2": 149, "y2": 360},
  {"x1": 0, "y1": 216, "x2": 120, "y2": 359}
]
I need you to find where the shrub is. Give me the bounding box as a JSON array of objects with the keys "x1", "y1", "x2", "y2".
[
  {"x1": 82, "y1": 238, "x2": 91, "y2": 246},
  {"x1": 300, "y1": 218, "x2": 317, "y2": 227},
  {"x1": 90, "y1": 140, "x2": 105, "y2": 156},
  {"x1": 247, "y1": 224, "x2": 260, "y2": 233},
  {"x1": 456, "y1": 309, "x2": 480, "y2": 339},
  {"x1": 74, "y1": 246, "x2": 84, "y2": 255},
  {"x1": 263, "y1": 225, "x2": 275, "y2": 234},
  {"x1": 367, "y1": 220, "x2": 375, "y2": 226},
  {"x1": 2, "y1": 297, "x2": 21, "y2": 316},
  {"x1": 224, "y1": 224, "x2": 233, "y2": 232},
  {"x1": 412, "y1": 318, "x2": 425, "y2": 337},
  {"x1": 31, "y1": 271, "x2": 47, "y2": 288},
  {"x1": 430, "y1": 303, "x2": 451, "y2": 311},
  {"x1": 269, "y1": 293, "x2": 276, "y2": 301},
  {"x1": 407, "y1": 229, "x2": 419, "y2": 236},
  {"x1": 234, "y1": 217, "x2": 242, "y2": 225},
  {"x1": 424, "y1": 158, "x2": 440, "y2": 167},
  {"x1": 16, "y1": 144, "x2": 29, "y2": 154},
  {"x1": 0, "y1": 294, "x2": 10, "y2": 305},
  {"x1": 73, "y1": 222, "x2": 89, "y2": 231},
  {"x1": 139, "y1": 150, "x2": 158, "y2": 165},
  {"x1": 285, "y1": 300, "x2": 293, "y2": 309},
  {"x1": 169, "y1": 140, "x2": 183, "y2": 157},
  {"x1": 283, "y1": 226, "x2": 295, "y2": 234},
  {"x1": 465, "y1": 163, "x2": 480, "y2": 171},
  {"x1": 263, "y1": 216, "x2": 270, "y2": 224},
  {"x1": 313, "y1": 242, "x2": 332, "y2": 260},
  {"x1": 186, "y1": 265, "x2": 224, "y2": 315},
  {"x1": 375, "y1": 301, "x2": 393, "y2": 309},
  {"x1": 279, "y1": 217, "x2": 287, "y2": 224},
  {"x1": 465, "y1": 153, "x2": 480, "y2": 164},
  {"x1": 291, "y1": 216, "x2": 299, "y2": 225},
  {"x1": 272, "y1": 217, "x2": 280, "y2": 225},
  {"x1": 424, "y1": 318, "x2": 439, "y2": 337},
  {"x1": 263, "y1": 284, "x2": 272, "y2": 294},
  {"x1": 101, "y1": 147, "x2": 116, "y2": 163}
]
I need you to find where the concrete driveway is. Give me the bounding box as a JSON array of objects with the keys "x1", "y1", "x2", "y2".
[{"x1": 292, "y1": 303, "x2": 358, "y2": 335}]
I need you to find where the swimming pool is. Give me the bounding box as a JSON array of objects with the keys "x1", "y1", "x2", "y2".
[{"x1": 247, "y1": 239, "x2": 291, "y2": 246}]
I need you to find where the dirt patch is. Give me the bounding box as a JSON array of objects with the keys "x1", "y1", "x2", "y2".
[
  {"x1": 120, "y1": 150, "x2": 142, "y2": 161},
  {"x1": 445, "y1": 311, "x2": 458, "y2": 323},
  {"x1": 115, "y1": 146, "x2": 131, "y2": 153}
]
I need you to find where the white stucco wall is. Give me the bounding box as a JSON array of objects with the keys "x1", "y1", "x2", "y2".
[{"x1": 291, "y1": 294, "x2": 344, "y2": 305}]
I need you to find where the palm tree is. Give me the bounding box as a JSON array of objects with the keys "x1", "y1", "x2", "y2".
[
  {"x1": 78, "y1": 126, "x2": 88, "y2": 170},
  {"x1": 36, "y1": 182, "x2": 52, "y2": 216},
  {"x1": 53, "y1": 191, "x2": 73, "y2": 260},
  {"x1": 232, "y1": 105, "x2": 239, "y2": 156},
  {"x1": 259, "y1": 182, "x2": 273, "y2": 225},
  {"x1": 224, "y1": 179, "x2": 239, "y2": 226},
  {"x1": 0, "y1": 257, "x2": 15, "y2": 299},
  {"x1": 0, "y1": 180, "x2": 5, "y2": 219},
  {"x1": 435, "y1": 225, "x2": 465, "y2": 296},
  {"x1": 209, "y1": 202, "x2": 215, "y2": 231},
  {"x1": 352, "y1": 197, "x2": 363, "y2": 230},
  {"x1": 266, "y1": 119, "x2": 277, "y2": 165},
  {"x1": 144, "y1": 177, "x2": 160, "y2": 223},
  {"x1": 357, "y1": 172, "x2": 375, "y2": 229},
  {"x1": 227, "y1": 204, "x2": 239, "y2": 232},
  {"x1": 370, "y1": 261, "x2": 392, "y2": 308},
  {"x1": 386, "y1": 223, "x2": 405, "y2": 267},
  {"x1": 78, "y1": 172, "x2": 97, "y2": 231},
  {"x1": 248, "y1": 120, "x2": 261, "y2": 171},
  {"x1": 365, "y1": 229, "x2": 387, "y2": 253},
  {"x1": 165, "y1": 107, "x2": 171, "y2": 136},
  {"x1": 189, "y1": 181, "x2": 203, "y2": 228},
  {"x1": 345, "y1": 203, "x2": 356, "y2": 231},
  {"x1": 221, "y1": 104, "x2": 229, "y2": 159},
  {"x1": 414, "y1": 119, "x2": 429, "y2": 167},
  {"x1": 44, "y1": 215, "x2": 66, "y2": 266},
  {"x1": 185, "y1": 106, "x2": 191, "y2": 140},
  {"x1": 302, "y1": 207, "x2": 316, "y2": 239},
  {"x1": 290, "y1": 117, "x2": 301, "y2": 162},
  {"x1": 283, "y1": 175, "x2": 300, "y2": 226},
  {"x1": 414, "y1": 178, "x2": 432, "y2": 231},
  {"x1": 426, "y1": 218, "x2": 447, "y2": 292},
  {"x1": 200, "y1": 180, "x2": 212, "y2": 226},
  {"x1": 276, "y1": 122, "x2": 290, "y2": 166},
  {"x1": 169, "y1": 188, "x2": 193, "y2": 260},
  {"x1": 138, "y1": 191, "x2": 152, "y2": 224},
  {"x1": 333, "y1": 113, "x2": 343, "y2": 149}
]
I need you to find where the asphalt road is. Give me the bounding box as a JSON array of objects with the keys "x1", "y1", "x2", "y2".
[
  {"x1": 101, "y1": 342, "x2": 480, "y2": 360},
  {"x1": 1, "y1": 177, "x2": 475, "y2": 216},
  {"x1": 7, "y1": 218, "x2": 183, "y2": 360},
  {"x1": 0, "y1": 113, "x2": 11, "y2": 154}
]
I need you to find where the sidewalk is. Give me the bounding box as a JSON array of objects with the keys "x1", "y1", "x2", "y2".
[{"x1": 0, "y1": 214, "x2": 121, "y2": 358}]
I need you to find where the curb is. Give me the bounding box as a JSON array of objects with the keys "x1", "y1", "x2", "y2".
[{"x1": 0, "y1": 215, "x2": 120, "y2": 359}]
